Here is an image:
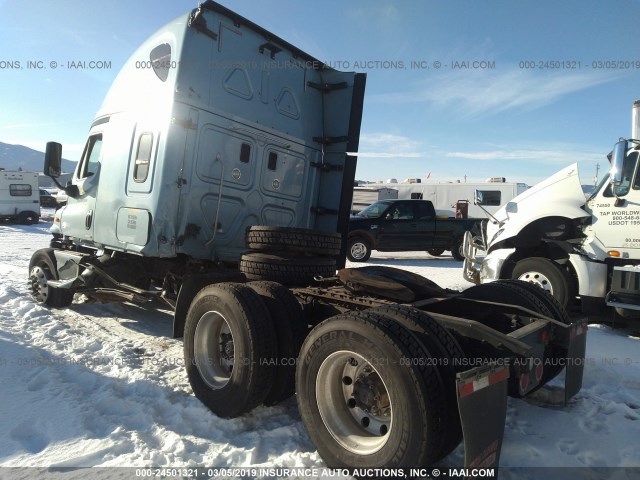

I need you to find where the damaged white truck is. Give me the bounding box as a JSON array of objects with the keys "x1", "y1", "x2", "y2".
[
  {"x1": 30, "y1": 1, "x2": 588, "y2": 471},
  {"x1": 464, "y1": 100, "x2": 640, "y2": 321}
]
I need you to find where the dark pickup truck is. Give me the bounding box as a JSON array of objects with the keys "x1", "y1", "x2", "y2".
[{"x1": 347, "y1": 199, "x2": 481, "y2": 262}]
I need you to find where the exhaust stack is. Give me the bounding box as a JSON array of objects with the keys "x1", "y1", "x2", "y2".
[{"x1": 633, "y1": 99, "x2": 640, "y2": 140}]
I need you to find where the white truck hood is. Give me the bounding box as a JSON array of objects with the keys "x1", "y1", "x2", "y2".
[{"x1": 486, "y1": 163, "x2": 591, "y2": 250}]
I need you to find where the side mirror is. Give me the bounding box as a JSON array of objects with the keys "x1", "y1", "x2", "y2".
[
  {"x1": 44, "y1": 142, "x2": 62, "y2": 178},
  {"x1": 610, "y1": 140, "x2": 627, "y2": 186},
  {"x1": 474, "y1": 189, "x2": 484, "y2": 206}
]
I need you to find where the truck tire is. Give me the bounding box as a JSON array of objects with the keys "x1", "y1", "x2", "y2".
[
  {"x1": 363, "y1": 305, "x2": 464, "y2": 458},
  {"x1": 246, "y1": 226, "x2": 341, "y2": 256},
  {"x1": 462, "y1": 282, "x2": 565, "y2": 395},
  {"x1": 28, "y1": 248, "x2": 74, "y2": 308},
  {"x1": 494, "y1": 279, "x2": 571, "y2": 383},
  {"x1": 347, "y1": 236, "x2": 371, "y2": 262},
  {"x1": 511, "y1": 257, "x2": 575, "y2": 310},
  {"x1": 427, "y1": 248, "x2": 445, "y2": 257},
  {"x1": 296, "y1": 312, "x2": 448, "y2": 469},
  {"x1": 247, "y1": 281, "x2": 307, "y2": 406},
  {"x1": 450, "y1": 237, "x2": 465, "y2": 261},
  {"x1": 183, "y1": 283, "x2": 277, "y2": 418},
  {"x1": 240, "y1": 252, "x2": 336, "y2": 286},
  {"x1": 19, "y1": 211, "x2": 39, "y2": 225}
]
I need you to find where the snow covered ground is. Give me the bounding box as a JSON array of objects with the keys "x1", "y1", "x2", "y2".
[{"x1": 0, "y1": 222, "x2": 639, "y2": 478}]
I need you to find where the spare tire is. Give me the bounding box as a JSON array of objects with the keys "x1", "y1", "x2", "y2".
[
  {"x1": 240, "y1": 252, "x2": 336, "y2": 286},
  {"x1": 246, "y1": 226, "x2": 342, "y2": 256}
]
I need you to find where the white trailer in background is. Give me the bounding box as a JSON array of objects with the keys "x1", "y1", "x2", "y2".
[
  {"x1": 355, "y1": 178, "x2": 529, "y2": 218},
  {"x1": 351, "y1": 186, "x2": 398, "y2": 213},
  {"x1": 0, "y1": 170, "x2": 40, "y2": 224}
]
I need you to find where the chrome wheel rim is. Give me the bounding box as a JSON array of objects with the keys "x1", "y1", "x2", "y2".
[
  {"x1": 316, "y1": 351, "x2": 392, "y2": 455},
  {"x1": 29, "y1": 265, "x2": 50, "y2": 303},
  {"x1": 350, "y1": 242, "x2": 368, "y2": 260},
  {"x1": 517, "y1": 271, "x2": 554, "y2": 294},
  {"x1": 194, "y1": 311, "x2": 235, "y2": 389}
]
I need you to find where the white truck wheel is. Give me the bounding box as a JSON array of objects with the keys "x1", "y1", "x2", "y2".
[{"x1": 511, "y1": 257, "x2": 575, "y2": 310}]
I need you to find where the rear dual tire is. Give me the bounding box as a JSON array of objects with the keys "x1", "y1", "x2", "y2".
[
  {"x1": 183, "y1": 283, "x2": 278, "y2": 418},
  {"x1": 247, "y1": 281, "x2": 306, "y2": 405},
  {"x1": 462, "y1": 280, "x2": 571, "y2": 395},
  {"x1": 184, "y1": 281, "x2": 306, "y2": 417},
  {"x1": 296, "y1": 310, "x2": 457, "y2": 468}
]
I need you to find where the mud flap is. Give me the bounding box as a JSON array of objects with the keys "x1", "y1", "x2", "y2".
[
  {"x1": 456, "y1": 364, "x2": 509, "y2": 469},
  {"x1": 564, "y1": 322, "x2": 588, "y2": 403}
]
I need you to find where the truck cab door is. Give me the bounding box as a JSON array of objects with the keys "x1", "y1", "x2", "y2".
[
  {"x1": 60, "y1": 134, "x2": 102, "y2": 244},
  {"x1": 377, "y1": 202, "x2": 422, "y2": 250},
  {"x1": 590, "y1": 150, "x2": 640, "y2": 252},
  {"x1": 414, "y1": 202, "x2": 436, "y2": 249}
]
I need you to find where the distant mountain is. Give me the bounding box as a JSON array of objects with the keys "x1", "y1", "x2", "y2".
[{"x1": 0, "y1": 141, "x2": 76, "y2": 173}]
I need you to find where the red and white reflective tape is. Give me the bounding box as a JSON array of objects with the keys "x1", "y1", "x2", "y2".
[{"x1": 458, "y1": 368, "x2": 509, "y2": 398}]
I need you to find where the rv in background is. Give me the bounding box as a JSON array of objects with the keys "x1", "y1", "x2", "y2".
[
  {"x1": 355, "y1": 177, "x2": 530, "y2": 218},
  {"x1": 351, "y1": 186, "x2": 398, "y2": 213},
  {"x1": 0, "y1": 170, "x2": 40, "y2": 224}
]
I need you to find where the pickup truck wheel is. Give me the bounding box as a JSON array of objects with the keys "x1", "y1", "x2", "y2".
[
  {"x1": 184, "y1": 283, "x2": 277, "y2": 418},
  {"x1": 28, "y1": 249, "x2": 74, "y2": 308},
  {"x1": 347, "y1": 237, "x2": 371, "y2": 262},
  {"x1": 450, "y1": 237, "x2": 465, "y2": 261},
  {"x1": 247, "y1": 281, "x2": 306, "y2": 406},
  {"x1": 427, "y1": 248, "x2": 445, "y2": 257},
  {"x1": 19, "y1": 211, "x2": 39, "y2": 225},
  {"x1": 296, "y1": 312, "x2": 447, "y2": 468},
  {"x1": 246, "y1": 226, "x2": 341, "y2": 256},
  {"x1": 240, "y1": 253, "x2": 336, "y2": 286},
  {"x1": 364, "y1": 305, "x2": 464, "y2": 458},
  {"x1": 511, "y1": 257, "x2": 575, "y2": 310}
]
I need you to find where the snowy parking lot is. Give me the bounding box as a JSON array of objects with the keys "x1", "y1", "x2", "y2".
[{"x1": 0, "y1": 223, "x2": 639, "y2": 478}]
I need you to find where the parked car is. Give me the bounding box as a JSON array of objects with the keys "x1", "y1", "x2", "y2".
[
  {"x1": 39, "y1": 189, "x2": 58, "y2": 207},
  {"x1": 347, "y1": 199, "x2": 481, "y2": 261}
]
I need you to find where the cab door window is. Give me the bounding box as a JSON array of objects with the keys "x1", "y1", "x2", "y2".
[{"x1": 79, "y1": 135, "x2": 103, "y2": 179}]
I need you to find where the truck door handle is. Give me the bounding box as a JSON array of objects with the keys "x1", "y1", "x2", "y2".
[{"x1": 85, "y1": 210, "x2": 93, "y2": 230}]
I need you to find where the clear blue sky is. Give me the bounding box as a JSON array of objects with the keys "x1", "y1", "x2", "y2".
[{"x1": 1, "y1": 0, "x2": 639, "y2": 186}]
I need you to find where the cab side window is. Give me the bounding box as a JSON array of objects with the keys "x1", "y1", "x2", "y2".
[
  {"x1": 389, "y1": 204, "x2": 415, "y2": 220},
  {"x1": 79, "y1": 134, "x2": 103, "y2": 179},
  {"x1": 417, "y1": 203, "x2": 434, "y2": 219}
]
